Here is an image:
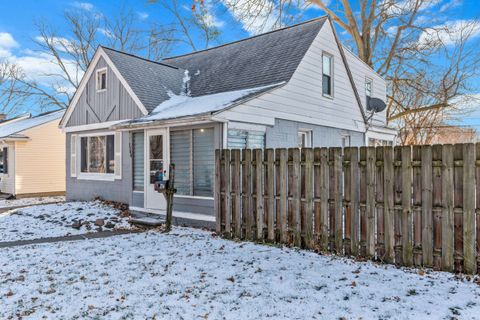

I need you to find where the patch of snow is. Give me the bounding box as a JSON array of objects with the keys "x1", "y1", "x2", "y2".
[
  {"x1": 0, "y1": 228, "x2": 479, "y2": 318},
  {"x1": 140, "y1": 83, "x2": 283, "y2": 122},
  {"x1": 0, "y1": 200, "x2": 133, "y2": 242},
  {"x1": 0, "y1": 196, "x2": 65, "y2": 209},
  {"x1": 0, "y1": 110, "x2": 64, "y2": 138},
  {"x1": 182, "y1": 69, "x2": 191, "y2": 96}
]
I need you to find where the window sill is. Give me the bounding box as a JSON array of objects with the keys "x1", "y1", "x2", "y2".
[
  {"x1": 77, "y1": 173, "x2": 115, "y2": 181},
  {"x1": 322, "y1": 93, "x2": 334, "y2": 100},
  {"x1": 96, "y1": 89, "x2": 107, "y2": 93}
]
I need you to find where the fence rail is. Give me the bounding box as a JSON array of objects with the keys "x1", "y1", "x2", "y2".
[{"x1": 214, "y1": 144, "x2": 480, "y2": 274}]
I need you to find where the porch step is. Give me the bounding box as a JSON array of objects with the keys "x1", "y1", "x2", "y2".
[{"x1": 129, "y1": 216, "x2": 164, "y2": 227}]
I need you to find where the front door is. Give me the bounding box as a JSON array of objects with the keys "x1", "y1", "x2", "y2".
[{"x1": 145, "y1": 129, "x2": 168, "y2": 210}]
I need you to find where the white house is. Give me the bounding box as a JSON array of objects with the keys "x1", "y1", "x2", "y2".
[{"x1": 59, "y1": 16, "x2": 396, "y2": 221}]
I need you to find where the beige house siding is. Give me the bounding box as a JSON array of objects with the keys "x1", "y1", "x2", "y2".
[{"x1": 14, "y1": 120, "x2": 65, "y2": 195}]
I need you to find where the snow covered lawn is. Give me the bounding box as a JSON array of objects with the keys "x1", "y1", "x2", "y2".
[
  {"x1": 0, "y1": 196, "x2": 65, "y2": 209},
  {"x1": 0, "y1": 200, "x2": 133, "y2": 242},
  {"x1": 1, "y1": 228, "x2": 479, "y2": 319}
]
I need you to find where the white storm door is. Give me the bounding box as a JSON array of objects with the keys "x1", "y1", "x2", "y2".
[{"x1": 145, "y1": 129, "x2": 168, "y2": 210}]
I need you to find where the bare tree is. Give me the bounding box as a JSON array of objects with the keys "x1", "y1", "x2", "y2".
[
  {"x1": 0, "y1": 60, "x2": 31, "y2": 115},
  {"x1": 149, "y1": 0, "x2": 222, "y2": 51}
]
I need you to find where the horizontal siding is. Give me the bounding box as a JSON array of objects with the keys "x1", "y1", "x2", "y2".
[
  {"x1": 218, "y1": 22, "x2": 368, "y2": 132},
  {"x1": 15, "y1": 120, "x2": 66, "y2": 195},
  {"x1": 343, "y1": 47, "x2": 387, "y2": 126}
]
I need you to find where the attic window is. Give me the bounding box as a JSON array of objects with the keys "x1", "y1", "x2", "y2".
[
  {"x1": 322, "y1": 53, "x2": 333, "y2": 97},
  {"x1": 365, "y1": 77, "x2": 373, "y2": 98},
  {"x1": 96, "y1": 68, "x2": 107, "y2": 92}
]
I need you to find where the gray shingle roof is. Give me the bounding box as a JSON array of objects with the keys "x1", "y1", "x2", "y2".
[
  {"x1": 102, "y1": 47, "x2": 185, "y2": 112},
  {"x1": 100, "y1": 17, "x2": 327, "y2": 114},
  {"x1": 163, "y1": 17, "x2": 327, "y2": 97}
]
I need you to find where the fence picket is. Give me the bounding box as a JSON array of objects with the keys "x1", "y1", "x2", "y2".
[
  {"x1": 476, "y1": 143, "x2": 480, "y2": 272},
  {"x1": 215, "y1": 149, "x2": 222, "y2": 234},
  {"x1": 432, "y1": 145, "x2": 443, "y2": 270},
  {"x1": 350, "y1": 147, "x2": 360, "y2": 256},
  {"x1": 320, "y1": 148, "x2": 329, "y2": 251},
  {"x1": 401, "y1": 146, "x2": 413, "y2": 266},
  {"x1": 303, "y1": 148, "x2": 314, "y2": 249},
  {"x1": 242, "y1": 149, "x2": 253, "y2": 240},
  {"x1": 231, "y1": 150, "x2": 241, "y2": 238},
  {"x1": 223, "y1": 149, "x2": 232, "y2": 238},
  {"x1": 265, "y1": 149, "x2": 275, "y2": 242},
  {"x1": 453, "y1": 145, "x2": 464, "y2": 272},
  {"x1": 359, "y1": 147, "x2": 367, "y2": 257},
  {"x1": 344, "y1": 148, "x2": 352, "y2": 255},
  {"x1": 333, "y1": 148, "x2": 343, "y2": 253},
  {"x1": 384, "y1": 147, "x2": 395, "y2": 263},
  {"x1": 376, "y1": 147, "x2": 385, "y2": 259},
  {"x1": 366, "y1": 147, "x2": 376, "y2": 258},
  {"x1": 278, "y1": 149, "x2": 288, "y2": 243},
  {"x1": 412, "y1": 146, "x2": 423, "y2": 266},
  {"x1": 442, "y1": 144, "x2": 454, "y2": 272},
  {"x1": 255, "y1": 149, "x2": 264, "y2": 241},
  {"x1": 463, "y1": 143, "x2": 476, "y2": 274}
]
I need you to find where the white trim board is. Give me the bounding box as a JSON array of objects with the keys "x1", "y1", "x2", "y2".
[{"x1": 60, "y1": 47, "x2": 149, "y2": 128}]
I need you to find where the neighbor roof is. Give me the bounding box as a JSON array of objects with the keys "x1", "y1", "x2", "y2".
[
  {"x1": 163, "y1": 17, "x2": 327, "y2": 97},
  {"x1": 0, "y1": 110, "x2": 64, "y2": 139},
  {"x1": 102, "y1": 47, "x2": 186, "y2": 113}
]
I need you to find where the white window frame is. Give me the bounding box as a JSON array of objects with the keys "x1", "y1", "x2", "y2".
[
  {"x1": 96, "y1": 67, "x2": 107, "y2": 92},
  {"x1": 365, "y1": 77, "x2": 373, "y2": 99},
  {"x1": 77, "y1": 131, "x2": 116, "y2": 181},
  {"x1": 298, "y1": 129, "x2": 313, "y2": 148},
  {"x1": 322, "y1": 52, "x2": 334, "y2": 98}
]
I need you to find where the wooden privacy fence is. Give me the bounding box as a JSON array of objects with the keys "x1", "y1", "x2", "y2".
[{"x1": 214, "y1": 144, "x2": 480, "y2": 274}]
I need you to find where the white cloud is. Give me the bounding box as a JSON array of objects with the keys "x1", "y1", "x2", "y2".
[
  {"x1": 418, "y1": 19, "x2": 480, "y2": 47},
  {"x1": 221, "y1": 0, "x2": 278, "y2": 35},
  {"x1": 73, "y1": 2, "x2": 94, "y2": 11},
  {"x1": 385, "y1": 0, "x2": 440, "y2": 15},
  {"x1": 138, "y1": 12, "x2": 149, "y2": 20},
  {"x1": 0, "y1": 32, "x2": 19, "y2": 50},
  {"x1": 440, "y1": 0, "x2": 462, "y2": 12}
]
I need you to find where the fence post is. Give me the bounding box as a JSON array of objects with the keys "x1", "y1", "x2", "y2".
[
  {"x1": 265, "y1": 149, "x2": 275, "y2": 242},
  {"x1": 463, "y1": 143, "x2": 476, "y2": 274},
  {"x1": 215, "y1": 149, "x2": 222, "y2": 234},
  {"x1": 384, "y1": 147, "x2": 395, "y2": 263},
  {"x1": 303, "y1": 148, "x2": 314, "y2": 249}
]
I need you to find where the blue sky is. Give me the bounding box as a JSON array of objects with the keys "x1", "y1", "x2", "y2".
[{"x1": 0, "y1": 0, "x2": 479, "y2": 126}]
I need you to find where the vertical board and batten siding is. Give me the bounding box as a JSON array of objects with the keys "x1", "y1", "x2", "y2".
[
  {"x1": 14, "y1": 120, "x2": 65, "y2": 195},
  {"x1": 216, "y1": 144, "x2": 480, "y2": 275},
  {"x1": 215, "y1": 22, "x2": 366, "y2": 133},
  {"x1": 66, "y1": 57, "x2": 144, "y2": 127}
]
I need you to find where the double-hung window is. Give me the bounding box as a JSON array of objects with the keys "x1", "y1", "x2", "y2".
[
  {"x1": 298, "y1": 130, "x2": 312, "y2": 148},
  {"x1": 322, "y1": 53, "x2": 333, "y2": 97},
  {"x1": 80, "y1": 135, "x2": 115, "y2": 175}
]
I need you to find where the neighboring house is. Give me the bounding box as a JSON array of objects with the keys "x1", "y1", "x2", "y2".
[
  {"x1": 0, "y1": 110, "x2": 65, "y2": 197},
  {"x1": 59, "y1": 16, "x2": 396, "y2": 219}
]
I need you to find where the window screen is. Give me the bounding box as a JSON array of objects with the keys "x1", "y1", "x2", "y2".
[
  {"x1": 170, "y1": 130, "x2": 191, "y2": 196},
  {"x1": 170, "y1": 127, "x2": 215, "y2": 197},
  {"x1": 227, "y1": 129, "x2": 265, "y2": 149},
  {"x1": 132, "y1": 132, "x2": 144, "y2": 191},
  {"x1": 193, "y1": 128, "x2": 214, "y2": 196}
]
